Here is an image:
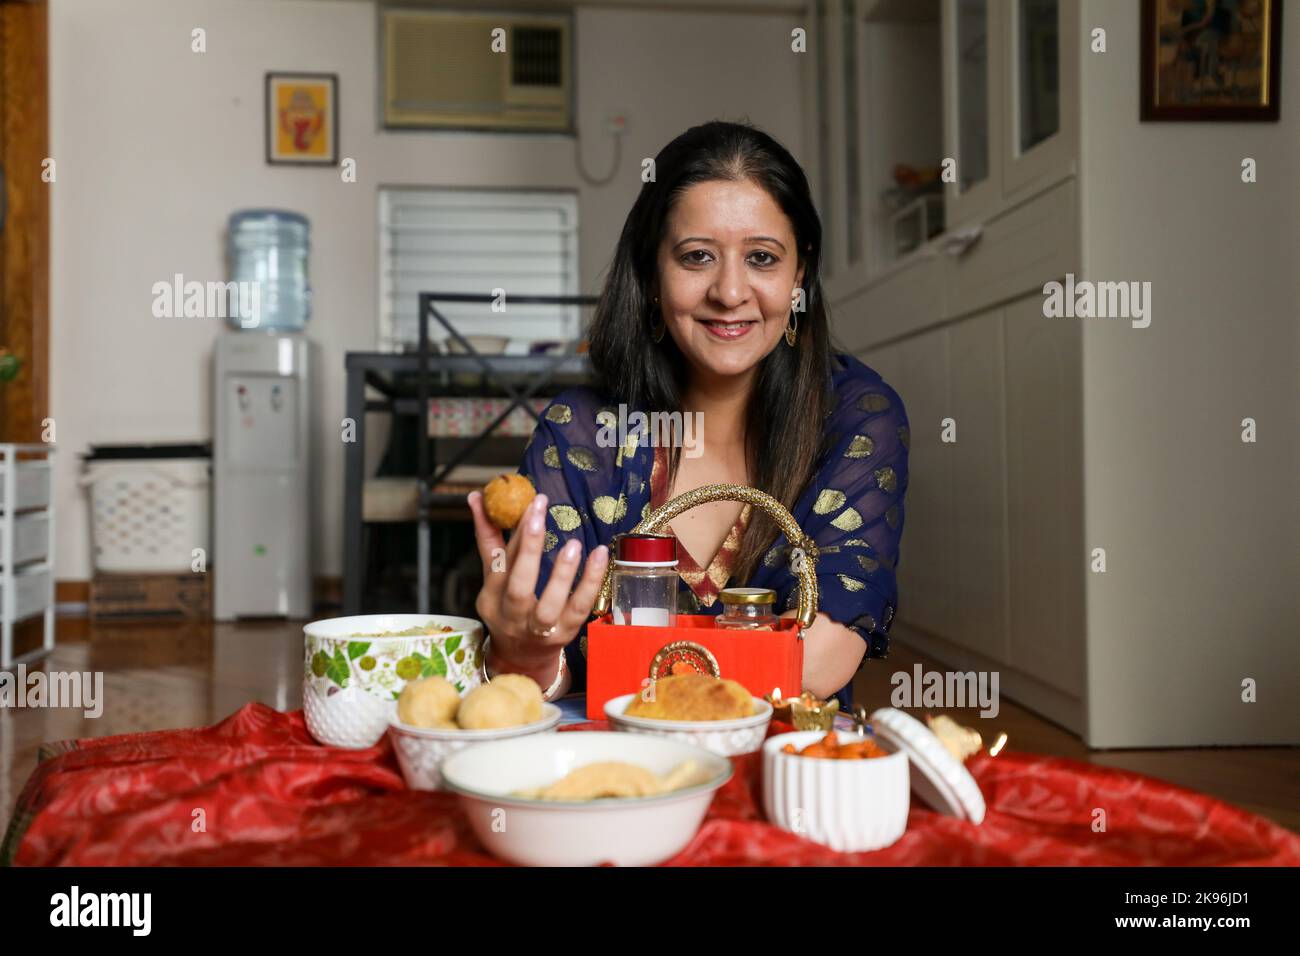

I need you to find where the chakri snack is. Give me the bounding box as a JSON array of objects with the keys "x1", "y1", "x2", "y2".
[
  {"x1": 482, "y1": 473, "x2": 536, "y2": 530},
  {"x1": 514, "y1": 759, "x2": 709, "y2": 801},
  {"x1": 625, "y1": 674, "x2": 754, "y2": 721}
]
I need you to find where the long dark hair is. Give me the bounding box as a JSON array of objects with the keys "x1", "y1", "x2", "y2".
[{"x1": 588, "y1": 120, "x2": 836, "y2": 586}]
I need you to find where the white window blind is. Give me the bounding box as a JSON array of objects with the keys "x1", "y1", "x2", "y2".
[{"x1": 378, "y1": 187, "x2": 580, "y2": 352}]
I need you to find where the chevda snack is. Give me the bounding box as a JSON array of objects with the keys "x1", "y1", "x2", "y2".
[
  {"x1": 457, "y1": 684, "x2": 528, "y2": 730},
  {"x1": 625, "y1": 674, "x2": 754, "y2": 722},
  {"x1": 397, "y1": 675, "x2": 460, "y2": 728},
  {"x1": 482, "y1": 473, "x2": 536, "y2": 530},
  {"x1": 490, "y1": 673, "x2": 544, "y2": 724}
]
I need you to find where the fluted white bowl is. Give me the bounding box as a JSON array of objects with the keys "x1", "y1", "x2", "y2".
[
  {"x1": 389, "y1": 704, "x2": 563, "y2": 791},
  {"x1": 603, "y1": 693, "x2": 773, "y2": 756},
  {"x1": 762, "y1": 730, "x2": 910, "y2": 853}
]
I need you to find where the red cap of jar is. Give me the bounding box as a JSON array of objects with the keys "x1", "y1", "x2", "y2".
[{"x1": 615, "y1": 533, "x2": 678, "y2": 565}]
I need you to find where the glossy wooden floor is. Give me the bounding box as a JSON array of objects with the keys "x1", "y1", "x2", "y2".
[{"x1": 3, "y1": 617, "x2": 1297, "y2": 840}]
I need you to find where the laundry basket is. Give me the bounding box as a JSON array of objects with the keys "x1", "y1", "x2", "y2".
[{"x1": 80, "y1": 443, "x2": 212, "y2": 574}]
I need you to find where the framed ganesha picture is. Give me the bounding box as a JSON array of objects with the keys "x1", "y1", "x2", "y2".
[
  {"x1": 266, "y1": 72, "x2": 339, "y2": 165},
  {"x1": 1140, "y1": 0, "x2": 1282, "y2": 121}
]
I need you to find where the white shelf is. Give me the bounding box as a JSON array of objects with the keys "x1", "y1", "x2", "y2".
[{"x1": 1, "y1": 444, "x2": 56, "y2": 668}]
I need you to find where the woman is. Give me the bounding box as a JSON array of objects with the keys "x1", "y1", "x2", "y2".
[{"x1": 467, "y1": 120, "x2": 908, "y2": 710}]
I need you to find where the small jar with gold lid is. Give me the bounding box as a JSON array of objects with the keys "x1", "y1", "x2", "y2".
[{"x1": 714, "y1": 587, "x2": 778, "y2": 630}]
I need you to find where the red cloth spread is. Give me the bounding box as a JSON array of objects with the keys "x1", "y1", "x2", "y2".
[{"x1": 5, "y1": 703, "x2": 1297, "y2": 866}]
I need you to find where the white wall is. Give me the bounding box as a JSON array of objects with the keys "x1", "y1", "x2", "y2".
[
  {"x1": 49, "y1": 0, "x2": 804, "y2": 581},
  {"x1": 1079, "y1": 1, "x2": 1300, "y2": 745}
]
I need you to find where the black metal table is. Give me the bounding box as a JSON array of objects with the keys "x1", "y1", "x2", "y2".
[{"x1": 342, "y1": 292, "x2": 595, "y2": 615}]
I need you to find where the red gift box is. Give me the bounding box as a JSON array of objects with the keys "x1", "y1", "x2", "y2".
[{"x1": 584, "y1": 613, "x2": 804, "y2": 720}]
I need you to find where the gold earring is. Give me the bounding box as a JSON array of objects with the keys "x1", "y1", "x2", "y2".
[{"x1": 784, "y1": 312, "x2": 798, "y2": 347}]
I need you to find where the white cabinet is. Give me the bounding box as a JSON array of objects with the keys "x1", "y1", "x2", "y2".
[
  {"x1": 0, "y1": 444, "x2": 56, "y2": 667},
  {"x1": 942, "y1": 0, "x2": 1005, "y2": 229},
  {"x1": 948, "y1": 312, "x2": 1010, "y2": 665},
  {"x1": 817, "y1": 0, "x2": 1087, "y2": 734},
  {"x1": 1004, "y1": 297, "x2": 1084, "y2": 697},
  {"x1": 891, "y1": 329, "x2": 956, "y2": 641},
  {"x1": 1002, "y1": 0, "x2": 1079, "y2": 199}
]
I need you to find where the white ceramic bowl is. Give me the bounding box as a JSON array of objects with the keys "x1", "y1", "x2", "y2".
[
  {"x1": 440, "y1": 731, "x2": 732, "y2": 866},
  {"x1": 763, "y1": 730, "x2": 910, "y2": 853},
  {"x1": 302, "y1": 614, "x2": 484, "y2": 749},
  {"x1": 389, "y1": 704, "x2": 563, "y2": 791},
  {"x1": 603, "y1": 693, "x2": 773, "y2": 756}
]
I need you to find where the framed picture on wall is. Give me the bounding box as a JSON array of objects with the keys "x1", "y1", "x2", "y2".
[
  {"x1": 1141, "y1": 0, "x2": 1281, "y2": 121},
  {"x1": 266, "y1": 72, "x2": 339, "y2": 164}
]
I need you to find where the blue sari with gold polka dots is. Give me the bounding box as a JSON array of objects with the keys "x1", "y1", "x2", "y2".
[{"x1": 518, "y1": 352, "x2": 909, "y2": 712}]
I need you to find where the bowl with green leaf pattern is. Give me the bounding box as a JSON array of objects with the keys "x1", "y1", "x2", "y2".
[{"x1": 302, "y1": 614, "x2": 484, "y2": 748}]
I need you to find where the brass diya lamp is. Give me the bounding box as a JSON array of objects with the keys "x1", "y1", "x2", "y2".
[{"x1": 765, "y1": 687, "x2": 839, "y2": 731}]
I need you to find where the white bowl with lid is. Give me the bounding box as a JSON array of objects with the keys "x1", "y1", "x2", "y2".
[
  {"x1": 762, "y1": 730, "x2": 911, "y2": 852},
  {"x1": 868, "y1": 707, "x2": 986, "y2": 824}
]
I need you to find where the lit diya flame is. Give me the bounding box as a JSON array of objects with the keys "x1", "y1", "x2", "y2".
[
  {"x1": 988, "y1": 731, "x2": 1008, "y2": 757},
  {"x1": 764, "y1": 687, "x2": 837, "y2": 731}
]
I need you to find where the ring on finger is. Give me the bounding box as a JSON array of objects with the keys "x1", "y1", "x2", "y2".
[{"x1": 529, "y1": 619, "x2": 558, "y2": 639}]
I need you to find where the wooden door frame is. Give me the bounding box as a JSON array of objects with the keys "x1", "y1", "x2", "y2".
[{"x1": 0, "y1": 0, "x2": 50, "y2": 443}]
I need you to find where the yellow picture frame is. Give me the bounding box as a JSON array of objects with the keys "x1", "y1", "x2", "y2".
[{"x1": 266, "y1": 72, "x2": 338, "y2": 165}]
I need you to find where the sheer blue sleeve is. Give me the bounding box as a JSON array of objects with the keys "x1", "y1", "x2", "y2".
[
  {"x1": 516, "y1": 389, "x2": 642, "y2": 687},
  {"x1": 751, "y1": 360, "x2": 909, "y2": 665}
]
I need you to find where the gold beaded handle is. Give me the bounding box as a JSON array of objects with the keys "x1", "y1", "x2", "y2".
[{"x1": 591, "y1": 483, "x2": 820, "y2": 630}]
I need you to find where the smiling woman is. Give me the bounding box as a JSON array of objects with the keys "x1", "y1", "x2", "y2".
[{"x1": 467, "y1": 121, "x2": 910, "y2": 711}]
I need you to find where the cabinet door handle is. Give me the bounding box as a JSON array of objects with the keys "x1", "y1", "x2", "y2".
[{"x1": 939, "y1": 223, "x2": 983, "y2": 257}]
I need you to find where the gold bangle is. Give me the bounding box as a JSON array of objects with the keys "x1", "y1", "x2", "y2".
[{"x1": 482, "y1": 636, "x2": 568, "y2": 700}]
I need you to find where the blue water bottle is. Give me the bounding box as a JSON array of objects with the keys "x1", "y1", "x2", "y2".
[{"x1": 226, "y1": 209, "x2": 311, "y2": 331}]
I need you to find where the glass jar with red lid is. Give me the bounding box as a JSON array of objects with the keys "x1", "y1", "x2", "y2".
[{"x1": 609, "y1": 533, "x2": 678, "y2": 628}]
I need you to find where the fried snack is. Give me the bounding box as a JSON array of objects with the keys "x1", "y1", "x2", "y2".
[
  {"x1": 397, "y1": 675, "x2": 461, "y2": 728},
  {"x1": 482, "y1": 473, "x2": 536, "y2": 530},
  {"x1": 780, "y1": 732, "x2": 888, "y2": 760},
  {"x1": 926, "y1": 714, "x2": 983, "y2": 763},
  {"x1": 490, "y1": 673, "x2": 544, "y2": 724},
  {"x1": 522, "y1": 761, "x2": 665, "y2": 800},
  {"x1": 625, "y1": 674, "x2": 754, "y2": 721},
  {"x1": 457, "y1": 683, "x2": 528, "y2": 730},
  {"x1": 515, "y1": 760, "x2": 708, "y2": 801}
]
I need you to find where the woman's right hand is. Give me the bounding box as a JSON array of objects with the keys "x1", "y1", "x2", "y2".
[{"x1": 467, "y1": 489, "x2": 609, "y2": 685}]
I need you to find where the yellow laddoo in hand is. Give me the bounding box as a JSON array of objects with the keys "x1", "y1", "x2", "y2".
[
  {"x1": 490, "y1": 673, "x2": 544, "y2": 724},
  {"x1": 457, "y1": 684, "x2": 527, "y2": 729},
  {"x1": 482, "y1": 474, "x2": 536, "y2": 530},
  {"x1": 397, "y1": 675, "x2": 461, "y2": 728}
]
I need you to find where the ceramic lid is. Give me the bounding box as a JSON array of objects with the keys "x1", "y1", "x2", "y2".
[{"x1": 869, "y1": 707, "x2": 986, "y2": 824}]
